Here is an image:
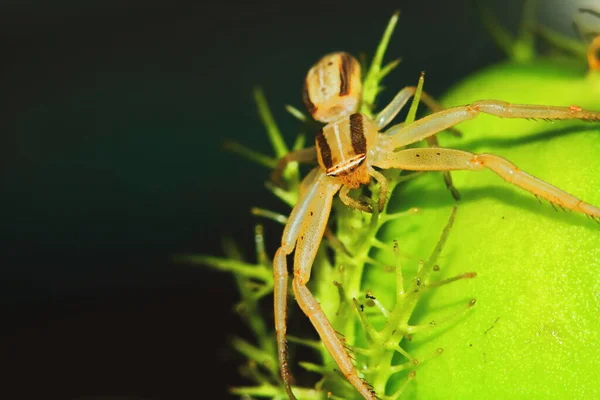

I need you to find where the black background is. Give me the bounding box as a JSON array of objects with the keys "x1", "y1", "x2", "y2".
[{"x1": 0, "y1": 0, "x2": 574, "y2": 398}]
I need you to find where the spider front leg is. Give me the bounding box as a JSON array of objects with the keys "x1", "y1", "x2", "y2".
[
  {"x1": 373, "y1": 147, "x2": 600, "y2": 219},
  {"x1": 383, "y1": 100, "x2": 600, "y2": 149},
  {"x1": 274, "y1": 170, "x2": 377, "y2": 399},
  {"x1": 274, "y1": 167, "x2": 323, "y2": 398},
  {"x1": 377, "y1": 85, "x2": 462, "y2": 200},
  {"x1": 376, "y1": 85, "x2": 462, "y2": 135},
  {"x1": 338, "y1": 167, "x2": 390, "y2": 213},
  {"x1": 339, "y1": 185, "x2": 373, "y2": 213}
]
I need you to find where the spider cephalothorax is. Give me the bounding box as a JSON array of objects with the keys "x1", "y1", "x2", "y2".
[{"x1": 315, "y1": 113, "x2": 379, "y2": 188}]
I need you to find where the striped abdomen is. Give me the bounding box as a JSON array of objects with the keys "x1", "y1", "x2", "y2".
[{"x1": 302, "y1": 52, "x2": 362, "y2": 123}]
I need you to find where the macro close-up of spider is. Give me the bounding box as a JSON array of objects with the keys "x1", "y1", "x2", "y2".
[
  {"x1": 5, "y1": 1, "x2": 600, "y2": 400},
  {"x1": 273, "y1": 37, "x2": 600, "y2": 400}
]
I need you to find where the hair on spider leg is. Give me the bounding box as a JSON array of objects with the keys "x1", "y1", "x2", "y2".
[
  {"x1": 344, "y1": 346, "x2": 357, "y2": 363},
  {"x1": 334, "y1": 329, "x2": 347, "y2": 342},
  {"x1": 585, "y1": 214, "x2": 600, "y2": 224},
  {"x1": 330, "y1": 368, "x2": 369, "y2": 393},
  {"x1": 333, "y1": 329, "x2": 357, "y2": 362},
  {"x1": 533, "y1": 194, "x2": 574, "y2": 213},
  {"x1": 583, "y1": 114, "x2": 600, "y2": 122},
  {"x1": 358, "y1": 377, "x2": 377, "y2": 393}
]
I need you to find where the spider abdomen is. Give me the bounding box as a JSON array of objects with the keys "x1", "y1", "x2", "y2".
[{"x1": 303, "y1": 52, "x2": 362, "y2": 124}]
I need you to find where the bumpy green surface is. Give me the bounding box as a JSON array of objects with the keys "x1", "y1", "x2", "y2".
[{"x1": 376, "y1": 61, "x2": 600, "y2": 399}]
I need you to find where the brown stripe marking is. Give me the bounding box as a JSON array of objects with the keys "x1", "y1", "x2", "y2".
[
  {"x1": 302, "y1": 79, "x2": 316, "y2": 114},
  {"x1": 326, "y1": 154, "x2": 366, "y2": 177},
  {"x1": 339, "y1": 52, "x2": 354, "y2": 96},
  {"x1": 315, "y1": 128, "x2": 333, "y2": 169},
  {"x1": 349, "y1": 113, "x2": 367, "y2": 155}
]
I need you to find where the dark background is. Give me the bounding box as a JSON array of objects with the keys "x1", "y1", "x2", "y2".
[{"x1": 0, "y1": 0, "x2": 575, "y2": 398}]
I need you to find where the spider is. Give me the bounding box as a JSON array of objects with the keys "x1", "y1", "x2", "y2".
[{"x1": 273, "y1": 51, "x2": 600, "y2": 400}]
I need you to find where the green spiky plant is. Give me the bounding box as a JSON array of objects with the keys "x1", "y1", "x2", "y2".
[
  {"x1": 375, "y1": 2, "x2": 600, "y2": 399},
  {"x1": 177, "y1": 5, "x2": 600, "y2": 399}
]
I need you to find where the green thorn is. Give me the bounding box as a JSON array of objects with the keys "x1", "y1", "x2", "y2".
[
  {"x1": 362, "y1": 11, "x2": 400, "y2": 115},
  {"x1": 253, "y1": 86, "x2": 289, "y2": 157},
  {"x1": 405, "y1": 71, "x2": 424, "y2": 125},
  {"x1": 476, "y1": 0, "x2": 536, "y2": 62},
  {"x1": 223, "y1": 140, "x2": 277, "y2": 168},
  {"x1": 285, "y1": 104, "x2": 308, "y2": 122},
  {"x1": 174, "y1": 254, "x2": 270, "y2": 280}
]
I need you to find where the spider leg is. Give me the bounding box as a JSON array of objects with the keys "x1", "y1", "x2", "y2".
[
  {"x1": 375, "y1": 85, "x2": 461, "y2": 137},
  {"x1": 275, "y1": 169, "x2": 376, "y2": 399},
  {"x1": 271, "y1": 146, "x2": 317, "y2": 186},
  {"x1": 367, "y1": 165, "x2": 389, "y2": 211},
  {"x1": 339, "y1": 185, "x2": 373, "y2": 213},
  {"x1": 381, "y1": 101, "x2": 600, "y2": 150},
  {"x1": 376, "y1": 86, "x2": 462, "y2": 199},
  {"x1": 301, "y1": 169, "x2": 353, "y2": 254},
  {"x1": 276, "y1": 170, "x2": 376, "y2": 399},
  {"x1": 290, "y1": 177, "x2": 377, "y2": 399},
  {"x1": 293, "y1": 282, "x2": 378, "y2": 400},
  {"x1": 337, "y1": 167, "x2": 391, "y2": 213},
  {"x1": 273, "y1": 247, "x2": 294, "y2": 399},
  {"x1": 373, "y1": 147, "x2": 600, "y2": 219},
  {"x1": 425, "y1": 135, "x2": 461, "y2": 200},
  {"x1": 274, "y1": 167, "x2": 328, "y2": 399}
]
